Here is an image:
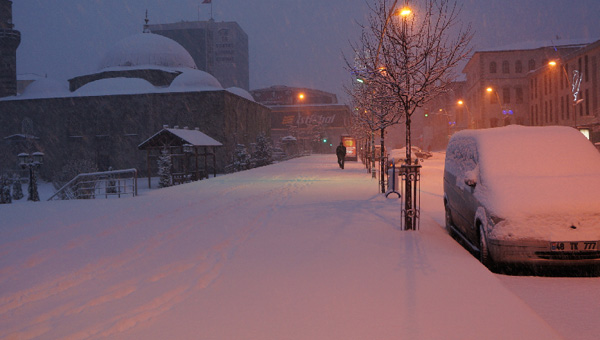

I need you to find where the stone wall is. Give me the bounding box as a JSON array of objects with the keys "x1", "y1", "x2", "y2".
[{"x1": 0, "y1": 90, "x2": 271, "y2": 180}]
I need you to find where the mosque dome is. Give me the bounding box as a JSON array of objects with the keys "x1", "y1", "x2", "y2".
[
  {"x1": 19, "y1": 78, "x2": 69, "y2": 99},
  {"x1": 98, "y1": 33, "x2": 197, "y2": 71},
  {"x1": 169, "y1": 69, "x2": 222, "y2": 90},
  {"x1": 226, "y1": 87, "x2": 255, "y2": 102},
  {"x1": 74, "y1": 77, "x2": 156, "y2": 96}
]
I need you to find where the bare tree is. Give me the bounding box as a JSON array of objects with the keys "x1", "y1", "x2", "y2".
[
  {"x1": 348, "y1": 0, "x2": 472, "y2": 228},
  {"x1": 347, "y1": 77, "x2": 401, "y2": 192}
]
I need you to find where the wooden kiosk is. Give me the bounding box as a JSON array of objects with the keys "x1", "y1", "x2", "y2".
[{"x1": 138, "y1": 126, "x2": 223, "y2": 188}]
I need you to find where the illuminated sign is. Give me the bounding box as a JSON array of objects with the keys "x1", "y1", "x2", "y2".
[{"x1": 341, "y1": 136, "x2": 357, "y2": 161}]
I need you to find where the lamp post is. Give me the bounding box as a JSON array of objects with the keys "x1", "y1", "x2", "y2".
[
  {"x1": 457, "y1": 100, "x2": 474, "y2": 129},
  {"x1": 548, "y1": 59, "x2": 584, "y2": 128},
  {"x1": 297, "y1": 92, "x2": 305, "y2": 154},
  {"x1": 18, "y1": 151, "x2": 44, "y2": 202},
  {"x1": 485, "y1": 86, "x2": 513, "y2": 126}
]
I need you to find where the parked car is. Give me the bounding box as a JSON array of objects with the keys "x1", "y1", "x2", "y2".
[
  {"x1": 444, "y1": 125, "x2": 600, "y2": 269},
  {"x1": 388, "y1": 146, "x2": 432, "y2": 167}
]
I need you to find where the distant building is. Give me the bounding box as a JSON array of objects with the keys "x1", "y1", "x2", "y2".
[
  {"x1": 251, "y1": 85, "x2": 352, "y2": 154},
  {"x1": 421, "y1": 39, "x2": 600, "y2": 149},
  {"x1": 147, "y1": 20, "x2": 249, "y2": 90},
  {"x1": 528, "y1": 39, "x2": 600, "y2": 144},
  {"x1": 0, "y1": 0, "x2": 20, "y2": 98}
]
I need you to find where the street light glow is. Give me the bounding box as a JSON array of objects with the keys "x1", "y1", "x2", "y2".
[
  {"x1": 457, "y1": 100, "x2": 464, "y2": 105},
  {"x1": 298, "y1": 93, "x2": 305, "y2": 100},
  {"x1": 486, "y1": 87, "x2": 493, "y2": 93},
  {"x1": 400, "y1": 8, "x2": 412, "y2": 16}
]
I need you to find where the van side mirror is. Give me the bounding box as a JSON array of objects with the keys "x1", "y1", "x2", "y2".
[{"x1": 464, "y1": 168, "x2": 478, "y2": 187}]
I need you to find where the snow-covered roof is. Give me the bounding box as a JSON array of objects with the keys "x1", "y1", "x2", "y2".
[
  {"x1": 98, "y1": 33, "x2": 197, "y2": 71},
  {"x1": 74, "y1": 77, "x2": 156, "y2": 97},
  {"x1": 476, "y1": 38, "x2": 592, "y2": 53},
  {"x1": 138, "y1": 127, "x2": 223, "y2": 149},
  {"x1": 17, "y1": 77, "x2": 70, "y2": 99},
  {"x1": 166, "y1": 128, "x2": 222, "y2": 146},
  {"x1": 170, "y1": 69, "x2": 222, "y2": 91},
  {"x1": 226, "y1": 87, "x2": 254, "y2": 102}
]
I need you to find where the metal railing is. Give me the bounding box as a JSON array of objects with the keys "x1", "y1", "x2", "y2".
[{"x1": 48, "y1": 169, "x2": 137, "y2": 201}]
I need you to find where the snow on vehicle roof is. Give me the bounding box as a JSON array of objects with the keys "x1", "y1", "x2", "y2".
[{"x1": 449, "y1": 125, "x2": 600, "y2": 217}]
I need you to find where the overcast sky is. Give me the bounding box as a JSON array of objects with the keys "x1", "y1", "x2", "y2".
[{"x1": 12, "y1": 0, "x2": 600, "y2": 104}]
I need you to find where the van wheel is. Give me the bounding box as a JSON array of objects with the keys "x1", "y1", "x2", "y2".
[
  {"x1": 444, "y1": 203, "x2": 454, "y2": 235},
  {"x1": 478, "y1": 224, "x2": 492, "y2": 268}
]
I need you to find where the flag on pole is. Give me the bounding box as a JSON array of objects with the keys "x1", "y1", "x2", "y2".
[{"x1": 202, "y1": 0, "x2": 211, "y2": 3}]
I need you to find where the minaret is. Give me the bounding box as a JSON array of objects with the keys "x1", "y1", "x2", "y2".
[{"x1": 0, "y1": 0, "x2": 20, "y2": 97}]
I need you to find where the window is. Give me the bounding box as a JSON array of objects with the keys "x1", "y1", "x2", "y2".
[
  {"x1": 502, "y1": 87, "x2": 511, "y2": 104},
  {"x1": 586, "y1": 89, "x2": 590, "y2": 115},
  {"x1": 585, "y1": 55, "x2": 589, "y2": 82},
  {"x1": 516, "y1": 87, "x2": 523, "y2": 104},
  {"x1": 528, "y1": 59, "x2": 536, "y2": 71},
  {"x1": 560, "y1": 96, "x2": 565, "y2": 120},
  {"x1": 502, "y1": 60, "x2": 510, "y2": 74},
  {"x1": 515, "y1": 60, "x2": 523, "y2": 73},
  {"x1": 489, "y1": 61, "x2": 497, "y2": 74}
]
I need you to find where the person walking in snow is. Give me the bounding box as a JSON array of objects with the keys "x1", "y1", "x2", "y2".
[{"x1": 336, "y1": 141, "x2": 346, "y2": 169}]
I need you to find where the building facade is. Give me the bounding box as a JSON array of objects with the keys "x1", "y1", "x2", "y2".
[
  {"x1": 528, "y1": 40, "x2": 600, "y2": 144},
  {"x1": 148, "y1": 20, "x2": 250, "y2": 90},
  {"x1": 251, "y1": 86, "x2": 352, "y2": 154},
  {"x1": 422, "y1": 40, "x2": 600, "y2": 150}
]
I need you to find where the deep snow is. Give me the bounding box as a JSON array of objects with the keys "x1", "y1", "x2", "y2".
[{"x1": 1, "y1": 154, "x2": 598, "y2": 339}]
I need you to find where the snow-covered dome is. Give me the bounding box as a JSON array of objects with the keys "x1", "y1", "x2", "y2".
[
  {"x1": 169, "y1": 69, "x2": 222, "y2": 90},
  {"x1": 98, "y1": 33, "x2": 197, "y2": 70},
  {"x1": 19, "y1": 78, "x2": 70, "y2": 99},
  {"x1": 226, "y1": 87, "x2": 255, "y2": 102},
  {"x1": 75, "y1": 77, "x2": 157, "y2": 96}
]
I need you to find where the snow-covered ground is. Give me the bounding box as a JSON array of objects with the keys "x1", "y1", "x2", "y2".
[{"x1": 1, "y1": 154, "x2": 598, "y2": 339}]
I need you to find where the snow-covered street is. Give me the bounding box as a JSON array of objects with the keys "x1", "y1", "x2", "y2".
[{"x1": 1, "y1": 154, "x2": 598, "y2": 339}]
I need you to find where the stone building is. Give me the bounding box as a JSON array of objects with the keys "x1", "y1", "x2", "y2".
[
  {"x1": 147, "y1": 20, "x2": 249, "y2": 90},
  {"x1": 0, "y1": 31, "x2": 270, "y2": 179}
]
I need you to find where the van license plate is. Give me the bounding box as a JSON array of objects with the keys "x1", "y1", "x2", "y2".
[{"x1": 550, "y1": 241, "x2": 598, "y2": 252}]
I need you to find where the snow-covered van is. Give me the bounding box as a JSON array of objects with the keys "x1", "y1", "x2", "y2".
[{"x1": 443, "y1": 125, "x2": 600, "y2": 269}]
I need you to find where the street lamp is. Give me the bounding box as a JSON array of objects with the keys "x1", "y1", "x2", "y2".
[
  {"x1": 547, "y1": 59, "x2": 584, "y2": 128},
  {"x1": 297, "y1": 92, "x2": 305, "y2": 154},
  {"x1": 457, "y1": 100, "x2": 474, "y2": 129},
  {"x1": 18, "y1": 151, "x2": 44, "y2": 201}
]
